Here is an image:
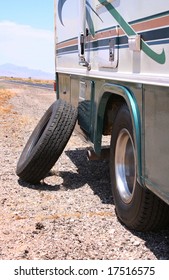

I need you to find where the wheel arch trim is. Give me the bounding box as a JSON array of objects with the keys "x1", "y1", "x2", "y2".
[{"x1": 94, "y1": 82, "x2": 142, "y2": 184}]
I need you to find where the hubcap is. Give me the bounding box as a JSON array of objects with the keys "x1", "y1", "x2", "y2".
[{"x1": 115, "y1": 128, "x2": 136, "y2": 203}]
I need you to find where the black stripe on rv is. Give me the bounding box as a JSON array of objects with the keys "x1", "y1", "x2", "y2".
[{"x1": 56, "y1": 26, "x2": 169, "y2": 55}]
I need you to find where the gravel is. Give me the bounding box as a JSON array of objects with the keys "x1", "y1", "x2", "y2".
[{"x1": 0, "y1": 80, "x2": 169, "y2": 260}]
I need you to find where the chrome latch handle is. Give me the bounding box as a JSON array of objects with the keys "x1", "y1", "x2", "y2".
[{"x1": 79, "y1": 32, "x2": 91, "y2": 71}]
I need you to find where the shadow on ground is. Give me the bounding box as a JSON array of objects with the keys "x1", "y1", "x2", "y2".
[
  {"x1": 19, "y1": 148, "x2": 113, "y2": 204},
  {"x1": 131, "y1": 229, "x2": 169, "y2": 260},
  {"x1": 18, "y1": 147, "x2": 169, "y2": 260}
]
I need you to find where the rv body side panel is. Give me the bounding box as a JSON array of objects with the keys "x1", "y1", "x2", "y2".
[
  {"x1": 144, "y1": 84, "x2": 169, "y2": 203},
  {"x1": 56, "y1": 0, "x2": 169, "y2": 84},
  {"x1": 55, "y1": 0, "x2": 169, "y2": 204}
]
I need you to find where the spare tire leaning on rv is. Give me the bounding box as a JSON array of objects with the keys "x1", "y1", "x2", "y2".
[{"x1": 16, "y1": 99, "x2": 78, "y2": 184}]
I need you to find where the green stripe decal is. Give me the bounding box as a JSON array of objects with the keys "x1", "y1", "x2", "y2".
[
  {"x1": 86, "y1": 6, "x2": 95, "y2": 37},
  {"x1": 98, "y1": 0, "x2": 166, "y2": 64}
]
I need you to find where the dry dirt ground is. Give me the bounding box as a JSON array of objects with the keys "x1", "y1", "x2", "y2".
[{"x1": 0, "y1": 79, "x2": 169, "y2": 260}]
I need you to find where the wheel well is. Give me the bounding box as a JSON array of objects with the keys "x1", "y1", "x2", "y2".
[{"x1": 102, "y1": 94, "x2": 126, "y2": 135}]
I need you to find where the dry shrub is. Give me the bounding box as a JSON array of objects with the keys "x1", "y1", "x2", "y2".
[{"x1": 0, "y1": 89, "x2": 16, "y2": 114}]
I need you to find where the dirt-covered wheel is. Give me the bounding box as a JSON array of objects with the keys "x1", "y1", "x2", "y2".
[
  {"x1": 16, "y1": 99, "x2": 77, "y2": 184},
  {"x1": 110, "y1": 104, "x2": 169, "y2": 231}
]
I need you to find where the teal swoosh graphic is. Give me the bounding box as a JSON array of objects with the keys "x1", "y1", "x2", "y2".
[
  {"x1": 86, "y1": 1, "x2": 103, "y2": 23},
  {"x1": 86, "y1": 1, "x2": 103, "y2": 37},
  {"x1": 58, "y1": 0, "x2": 67, "y2": 26},
  {"x1": 98, "y1": 0, "x2": 166, "y2": 64},
  {"x1": 58, "y1": 0, "x2": 102, "y2": 37},
  {"x1": 86, "y1": 7, "x2": 95, "y2": 37}
]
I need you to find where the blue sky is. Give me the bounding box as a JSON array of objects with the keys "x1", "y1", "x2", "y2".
[{"x1": 0, "y1": 0, "x2": 54, "y2": 73}]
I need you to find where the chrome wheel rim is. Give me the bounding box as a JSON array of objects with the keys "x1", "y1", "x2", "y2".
[{"x1": 115, "y1": 128, "x2": 136, "y2": 203}]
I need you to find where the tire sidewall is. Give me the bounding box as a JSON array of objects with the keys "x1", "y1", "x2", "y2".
[
  {"x1": 110, "y1": 105, "x2": 143, "y2": 227},
  {"x1": 17, "y1": 100, "x2": 60, "y2": 173}
]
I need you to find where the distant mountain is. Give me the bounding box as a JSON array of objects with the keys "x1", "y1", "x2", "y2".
[{"x1": 0, "y1": 63, "x2": 54, "y2": 80}]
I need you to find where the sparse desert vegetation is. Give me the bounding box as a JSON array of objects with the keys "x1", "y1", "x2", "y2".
[{"x1": 0, "y1": 76, "x2": 54, "y2": 85}]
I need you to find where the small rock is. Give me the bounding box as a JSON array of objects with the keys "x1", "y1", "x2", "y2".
[
  {"x1": 2, "y1": 230, "x2": 10, "y2": 235},
  {"x1": 35, "y1": 222, "x2": 45, "y2": 230},
  {"x1": 133, "y1": 241, "x2": 141, "y2": 246}
]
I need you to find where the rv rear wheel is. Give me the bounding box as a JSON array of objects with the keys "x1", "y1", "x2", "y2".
[
  {"x1": 16, "y1": 99, "x2": 77, "y2": 184},
  {"x1": 110, "y1": 104, "x2": 169, "y2": 231}
]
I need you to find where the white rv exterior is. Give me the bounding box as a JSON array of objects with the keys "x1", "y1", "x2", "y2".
[
  {"x1": 55, "y1": 0, "x2": 169, "y2": 231},
  {"x1": 55, "y1": 0, "x2": 169, "y2": 83}
]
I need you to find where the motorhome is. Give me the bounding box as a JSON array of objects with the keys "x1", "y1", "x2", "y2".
[{"x1": 17, "y1": 0, "x2": 169, "y2": 231}]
